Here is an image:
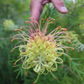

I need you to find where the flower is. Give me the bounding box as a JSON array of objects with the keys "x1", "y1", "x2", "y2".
[
  {"x1": 11, "y1": 17, "x2": 74, "y2": 83},
  {"x1": 3, "y1": 20, "x2": 18, "y2": 31}
]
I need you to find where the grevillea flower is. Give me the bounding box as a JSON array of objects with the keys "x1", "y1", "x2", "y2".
[
  {"x1": 11, "y1": 17, "x2": 74, "y2": 83},
  {"x1": 3, "y1": 20, "x2": 18, "y2": 31}
]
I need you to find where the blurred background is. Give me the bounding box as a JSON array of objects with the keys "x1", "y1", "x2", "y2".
[{"x1": 0, "y1": 0, "x2": 84, "y2": 84}]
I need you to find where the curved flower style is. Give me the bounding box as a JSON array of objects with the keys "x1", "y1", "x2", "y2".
[{"x1": 11, "y1": 17, "x2": 74, "y2": 83}]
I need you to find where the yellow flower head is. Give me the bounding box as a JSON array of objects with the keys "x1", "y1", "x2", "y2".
[
  {"x1": 3, "y1": 20, "x2": 17, "y2": 31},
  {"x1": 11, "y1": 17, "x2": 74, "y2": 83}
]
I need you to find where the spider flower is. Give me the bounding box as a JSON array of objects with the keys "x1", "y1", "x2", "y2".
[
  {"x1": 11, "y1": 17, "x2": 74, "y2": 83},
  {"x1": 3, "y1": 20, "x2": 18, "y2": 31}
]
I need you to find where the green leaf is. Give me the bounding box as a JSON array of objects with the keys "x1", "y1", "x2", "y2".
[
  {"x1": 13, "y1": 64, "x2": 22, "y2": 67},
  {"x1": 0, "y1": 43, "x2": 4, "y2": 49},
  {"x1": 14, "y1": 68, "x2": 20, "y2": 72},
  {"x1": 68, "y1": 60, "x2": 71, "y2": 68},
  {"x1": 72, "y1": 58, "x2": 84, "y2": 60},
  {"x1": 16, "y1": 70, "x2": 21, "y2": 79},
  {"x1": 72, "y1": 62, "x2": 82, "y2": 66}
]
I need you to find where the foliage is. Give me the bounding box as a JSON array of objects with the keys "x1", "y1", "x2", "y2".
[
  {"x1": 0, "y1": 0, "x2": 31, "y2": 24},
  {"x1": 0, "y1": 0, "x2": 84, "y2": 84}
]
